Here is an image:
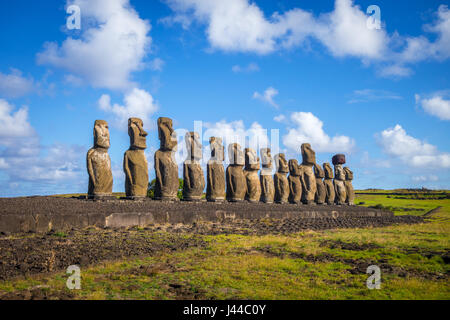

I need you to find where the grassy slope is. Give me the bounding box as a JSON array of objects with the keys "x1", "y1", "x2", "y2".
[{"x1": 1, "y1": 191, "x2": 449, "y2": 300}]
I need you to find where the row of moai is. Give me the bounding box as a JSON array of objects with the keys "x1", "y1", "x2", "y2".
[{"x1": 87, "y1": 117, "x2": 355, "y2": 205}]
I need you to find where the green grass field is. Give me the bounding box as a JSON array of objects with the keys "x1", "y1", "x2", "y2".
[{"x1": 1, "y1": 190, "x2": 449, "y2": 300}]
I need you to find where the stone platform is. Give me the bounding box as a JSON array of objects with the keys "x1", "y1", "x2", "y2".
[{"x1": 0, "y1": 196, "x2": 394, "y2": 234}]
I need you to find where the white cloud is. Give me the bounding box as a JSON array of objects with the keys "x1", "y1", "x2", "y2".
[
  {"x1": 283, "y1": 112, "x2": 355, "y2": 153},
  {"x1": 164, "y1": 0, "x2": 389, "y2": 59},
  {"x1": 397, "y1": 5, "x2": 450, "y2": 64},
  {"x1": 415, "y1": 93, "x2": 450, "y2": 120},
  {"x1": 377, "y1": 124, "x2": 450, "y2": 168},
  {"x1": 232, "y1": 62, "x2": 260, "y2": 73},
  {"x1": 164, "y1": 1, "x2": 450, "y2": 75},
  {"x1": 0, "y1": 158, "x2": 8, "y2": 169},
  {"x1": 0, "y1": 99, "x2": 85, "y2": 195},
  {"x1": 98, "y1": 88, "x2": 158, "y2": 129},
  {"x1": 149, "y1": 58, "x2": 165, "y2": 71},
  {"x1": 37, "y1": 0, "x2": 151, "y2": 90},
  {"x1": 253, "y1": 87, "x2": 279, "y2": 108},
  {"x1": 273, "y1": 114, "x2": 286, "y2": 123},
  {"x1": 348, "y1": 89, "x2": 402, "y2": 104},
  {"x1": 203, "y1": 120, "x2": 270, "y2": 151},
  {"x1": 377, "y1": 64, "x2": 413, "y2": 78},
  {"x1": 315, "y1": 0, "x2": 388, "y2": 59},
  {"x1": 360, "y1": 151, "x2": 391, "y2": 168},
  {"x1": 0, "y1": 99, "x2": 35, "y2": 139},
  {"x1": 412, "y1": 175, "x2": 439, "y2": 182},
  {"x1": 0, "y1": 69, "x2": 35, "y2": 98},
  {"x1": 6, "y1": 144, "x2": 84, "y2": 182}
]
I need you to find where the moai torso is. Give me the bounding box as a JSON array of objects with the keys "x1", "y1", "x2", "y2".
[
  {"x1": 344, "y1": 167, "x2": 355, "y2": 205},
  {"x1": 182, "y1": 132, "x2": 205, "y2": 201},
  {"x1": 314, "y1": 164, "x2": 326, "y2": 205},
  {"x1": 323, "y1": 163, "x2": 335, "y2": 205},
  {"x1": 244, "y1": 148, "x2": 261, "y2": 203},
  {"x1": 288, "y1": 159, "x2": 302, "y2": 204},
  {"x1": 226, "y1": 143, "x2": 246, "y2": 202},
  {"x1": 274, "y1": 153, "x2": 289, "y2": 204},
  {"x1": 300, "y1": 143, "x2": 317, "y2": 204},
  {"x1": 334, "y1": 163, "x2": 347, "y2": 205},
  {"x1": 260, "y1": 148, "x2": 274, "y2": 203},
  {"x1": 87, "y1": 120, "x2": 113, "y2": 198},
  {"x1": 154, "y1": 117, "x2": 179, "y2": 200},
  {"x1": 206, "y1": 137, "x2": 225, "y2": 201},
  {"x1": 123, "y1": 118, "x2": 148, "y2": 198}
]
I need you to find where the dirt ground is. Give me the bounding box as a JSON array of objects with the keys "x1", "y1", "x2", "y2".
[{"x1": 0, "y1": 215, "x2": 423, "y2": 281}]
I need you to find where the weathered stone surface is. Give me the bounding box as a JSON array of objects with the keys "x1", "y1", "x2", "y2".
[
  {"x1": 344, "y1": 166, "x2": 355, "y2": 205},
  {"x1": 274, "y1": 153, "x2": 289, "y2": 204},
  {"x1": 334, "y1": 163, "x2": 347, "y2": 205},
  {"x1": 301, "y1": 143, "x2": 317, "y2": 204},
  {"x1": 332, "y1": 154, "x2": 346, "y2": 165},
  {"x1": 314, "y1": 164, "x2": 326, "y2": 205},
  {"x1": 244, "y1": 148, "x2": 261, "y2": 203},
  {"x1": 182, "y1": 132, "x2": 205, "y2": 201},
  {"x1": 301, "y1": 143, "x2": 316, "y2": 166},
  {"x1": 260, "y1": 148, "x2": 274, "y2": 203},
  {"x1": 206, "y1": 137, "x2": 225, "y2": 202},
  {"x1": 288, "y1": 159, "x2": 302, "y2": 204},
  {"x1": 226, "y1": 143, "x2": 246, "y2": 202},
  {"x1": 123, "y1": 118, "x2": 148, "y2": 198},
  {"x1": 323, "y1": 162, "x2": 336, "y2": 205},
  {"x1": 155, "y1": 117, "x2": 179, "y2": 200},
  {"x1": 87, "y1": 120, "x2": 113, "y2": 199}
]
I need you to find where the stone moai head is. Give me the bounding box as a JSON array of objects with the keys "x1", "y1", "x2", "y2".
[
  {"x1": 288, "y1": 159, "x2": 301, "y2": 176},
  {"x1": 275, "y1": 153, "x2": 289, "y2": 173},
  {"x1": 228, "y1": 143, "x2": 244, "y2": 166},
  {"x1": 185, "y1": 131, "x2": 202, "y2": 162},
  {"x1": 245, "y1": 148, "x2": 260, "y2": 170},
  {"x1": 209, "y1": 137, "x2": 224, "y2": 162},
  {"x1": 323, "y1": 162, "x2": 334, "y2": 179},
  {"x1": 332, "y1": 154, "x2": 346, "y2": 166},
  {"x1": 93, "y1": 120, "x2": 110, "y2": 149},
  {"x1": 344, "y1": 167, "x2": 354, "y2": 181},
  {"x1": 301, "y1": 143, "x2": 316, "y2": 166},
  {"x1": 128, "y1": 118, "x2": 147, "y2": 150},
  {"x1": 158, "y1": 117, "x2": 177, "y2": 151},
  {"x1": 260, "y1": 148, "x2": 272, "y2": 169},
  {"x1": 314, "y1": 163, "x2": 325, "y2": 179}
]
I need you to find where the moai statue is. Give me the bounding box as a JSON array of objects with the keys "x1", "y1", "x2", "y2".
[
  {"x1": 87, "y1": 120, "x2": 113, "y2": 199},
  {"x1": 244, "y1": 148, "x2": 261, "y2": 203},
  {"x1": 123, "y1": 118, "x2": 148, "y2": 199},
  {"x1": 288, "y1": 159, "x2": 302, "y2": 204},
  {"x1": 314, "y1": 164, "x2": 326, "y2": 205},
  {"x1": 260, "y1": 148, "x2": 275, "y2": 203},
  {"x1": 344, "y1": 166, "x2": 355, "y2": 205},
  {"x1": 323, "y1": 162, "x2": 336, "y2": 205},
  {"x1": 274, "y1": 153, "x2": 289, "y2": 204},
  {"x1": 154, "y1": 117, "x2": 179, "y2": 200},
  {"x1": 332, "y1": 154, "x2": 347, "y2": 205},
  {"x1": 182, "y1": 132, "x2": 205, "y2": 201},
  {"x1": 206, "y1": 137, "x2": 225, "y2": 202},
  {"x1": 226, "y1": 143, "x2": 246, "y2": 202},
  {"x1": 300, "y1": 143, "x2": 317, "y2": 204}
]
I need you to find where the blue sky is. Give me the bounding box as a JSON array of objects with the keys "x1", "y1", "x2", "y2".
[{"x1": 0, "y1": 0, "x2": 449, "y2": 196}]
